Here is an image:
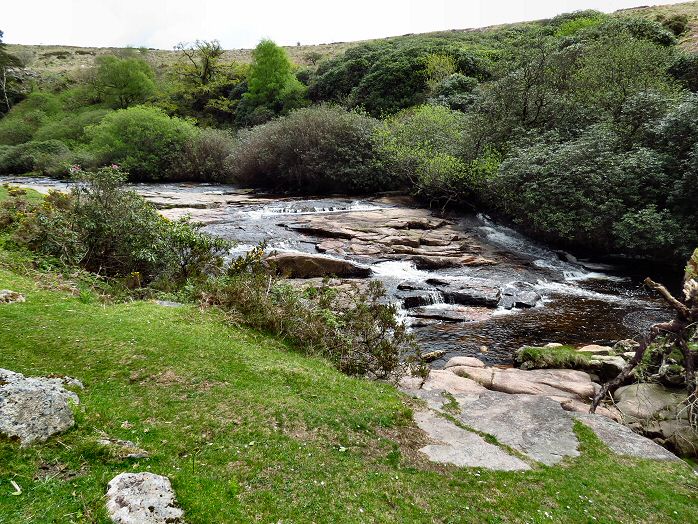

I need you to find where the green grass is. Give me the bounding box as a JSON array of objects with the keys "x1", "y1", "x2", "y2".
[
  {"x1": 0, "y1": 185, "x2": 44, "y2": 204},
  {"x1": 0, "y1": 261, "x2": 696, "y2": 523},
  {"x1": 516, "y1": 345, "x2": 592, "y2": 370}
]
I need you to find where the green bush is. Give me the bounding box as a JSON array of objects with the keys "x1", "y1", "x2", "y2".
[
  {"x1": 230, "y1": 105, "x2": 392, "y2": 193},
  {"x1": 201, "y1": 247, "x2": 424, "y2": 380},
  {"x1": 85, "y1": 106, "x2": 197, "y2": 181},
  {"x1": 309, "y1": 38, "x2": 490, "y2": 116},
  {"x1": 377, "y1": 105, "x2": 498, "y2": 203},
  {"x1": 3, "y1": 166, "x2": 228, "y2": 288},
  {"x1": 94, "y1": 55, "x2": 156, "y2": 108},
  {"x1": 0, "y1": 140, "x2": 72, "y2": 176},
  {"x1": 33, "y1": 108, "x2": 111, "y2": 147},
  {"x1": 172, "y1": 128, "x2": 236, "y2": 182}
]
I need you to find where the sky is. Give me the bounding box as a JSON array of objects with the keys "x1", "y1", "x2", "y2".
[{"x1": 2, "y1": 0, "x2": 686, "y2": 49}]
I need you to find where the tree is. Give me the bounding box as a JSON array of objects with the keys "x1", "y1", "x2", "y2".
[
  {"x1": 237, "y1": 39, "x2": 306, "y2": 125},
  {"x1": 174, "y1": 40, "x2": 224, "y2": 85},
  {"x1": 0, "y1": 30, "x2": 21, "y2": 113},
  {"x1": 94, "y1": 55, "x2": 155, "y2": 109}
]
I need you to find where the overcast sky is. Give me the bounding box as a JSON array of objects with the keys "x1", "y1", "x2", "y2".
[{"x1": 3, "y1": 1, "x2": 685, "y2": 49}]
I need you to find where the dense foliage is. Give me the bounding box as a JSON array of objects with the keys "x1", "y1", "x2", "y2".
[
  {"x1": 1, "y1": 7, "x2": 698, "y2": 263},
  {"x1": 230, "y1": 105, "x2": 391, "y2": 193},
  {"x1": 0, "y1": 167, "x2": 227, "y2": 287}
]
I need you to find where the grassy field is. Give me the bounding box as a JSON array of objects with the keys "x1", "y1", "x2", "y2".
[
  {"x1": 7, "y1": 2, "x2": 698, "y2": 77},
  {"x1": 0, "y1": 184, "x2": 696, "y2": 522}
]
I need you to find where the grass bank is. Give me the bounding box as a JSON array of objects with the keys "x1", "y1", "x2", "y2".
[{"x1": 1, "y1": 258, "x2": 697, "y2": 523}]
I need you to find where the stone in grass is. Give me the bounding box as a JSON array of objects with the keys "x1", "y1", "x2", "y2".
[
  {"x1": 0, "y1": 369, "x2": 80, "y2": 446},
  {"x1": 106, "y1": 473, "x2": 184, "y2": 524},
  {"x1": 0, "y1": 290, "x2": 25, "y2": 304}
]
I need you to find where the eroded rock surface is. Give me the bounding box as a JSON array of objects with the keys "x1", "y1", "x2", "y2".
[
  {"x1": 414, "y1": 410, "x2": 530, "y2": 470},
  {"x1": 0, "y1": 369, "x2": 81, "y2": 446},
  {"x1": 401, "y1": 358, "x2": 680, "y2": 468},
  {"x1": 106, "y1": 473, "x2": 184, "y2": 524},
  {"x1": 287, "y1": 207, "x2": 496, "y2": 269},
  {"x1": 267, "y1": 252, "x2": 372, "y2": 278}
]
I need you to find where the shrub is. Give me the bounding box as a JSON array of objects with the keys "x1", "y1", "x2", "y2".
[
  {"x1": 230, "y1": 105, "x2": 392, "y2": 193},
  {"x1": 377, "y1": 105, "x2": 497, "y2": 203},
  {"x1": 94, "y1": 55, "x2": 156, "y2": 108},
  {"x1": 0, "y1": 140, "x2": 72, "y2": 176},
  {"x1": 85, "y1": 106, "x2": 197, "y2": 181},
  {"x1": 4, "y1": 166, "x2": 228, "y2": 287},
  {"x1": 201, "y1": 247, "x2": 425, "y2": 380},
  {"x1": 172, "y1": 128, "x2": 236, "y2": 182},
  {"x1": 33, "y1": 108, "x2": 111, "y2": 147}
]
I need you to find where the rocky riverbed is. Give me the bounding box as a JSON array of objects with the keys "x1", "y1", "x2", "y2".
[{"x1": 1, "y1": 177, "x2": 674, "y2": 365}]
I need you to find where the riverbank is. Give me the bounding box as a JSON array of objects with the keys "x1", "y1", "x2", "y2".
[
  {"x1": 1, "y1": 251, "x2": 697, "y2": 522},
  {"x1": 1, "y1": 176, "x2": 674, "y2": 366}
]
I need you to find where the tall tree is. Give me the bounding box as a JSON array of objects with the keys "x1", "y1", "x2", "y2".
[
  {"x1": 95, "y1": 55, "x2": 155, "y2": 109},
  {"x1": 237, "y1": 39, "x2": 306, "y2": 125},
  {"x1": 0, "y1": 30, "x2": 21, "y2": 113}
]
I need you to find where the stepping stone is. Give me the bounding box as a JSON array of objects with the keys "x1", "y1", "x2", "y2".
[
  {"x1": 414, "y1": 410, "x2": 530, "y2": 471},
  {"x1": 106, "y1": 473, "x2": 184, "y2": 524}
]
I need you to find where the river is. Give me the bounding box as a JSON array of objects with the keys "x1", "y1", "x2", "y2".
[{"x1": 2, "y1": 177, "x2": 674, "y2": 366}]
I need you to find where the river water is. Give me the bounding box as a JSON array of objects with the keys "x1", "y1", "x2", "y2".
[{"x1": 2, "y1": 177, "x2": 674, "y2": 366}]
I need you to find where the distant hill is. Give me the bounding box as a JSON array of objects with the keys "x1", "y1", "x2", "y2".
[{"x1": 5, "y1": 1, "x2": 698, "y2": 79}]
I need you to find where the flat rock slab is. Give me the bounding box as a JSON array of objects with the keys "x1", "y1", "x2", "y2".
[
  {"x1": 0, "y1": 369, "x2": 80, "y2": 446},
  {"x1": 414, "y1": 410, "x2": 530, "y2": 471},
  {"x1": 458, "y1": 391, "x2": 580, "y2": 466},
  {"x1": 106, "y1": 473, "x2": 184, "y2": 524},
  {"x1": 574, "y1": 413, "x2": 679, "y2": 461}
]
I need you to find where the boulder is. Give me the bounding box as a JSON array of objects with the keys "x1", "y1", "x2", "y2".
[
  {"x1": 0, "y1": 369, "x2": 80, "y2": 446},
  {"x1": 613, "y1": 383, "x2": 687, "y2": 422},
  {"x1": 452, "y1": 366, "x2": 598, "y2": 401},
  {"x1": 440, "y1": 284, "x2": 501, "y2": 308},
  {"x1": 421, "y1": 370, "x2": 486, "y2": 396},
  {"x1": 499, "y1": 282, "x2": 541, "y2": 309},
  {"x1": 574, "y1": 413, "x2": 679, "y2": 461},
  {"x1": 443, "y1": 356, "x2": 486, "y2": 369},
  {"x1": 267, "y1": 253, "x2": 371, "y2": 278},
  {"x1": 578, "y1": 344, "x2": 613, "y2": 356},
  {"x1": 106, "y1": 473, "x2": 184, "y2": 524},
  {"x1": 0, "y1": 290, "x2": 25, "y2": 304},
  {"x1": 587, "y1": 355, "x2": 627, "y2": 381},
  {"x1": 408, "y1": 305, "x2": 493, "y2": 323}
]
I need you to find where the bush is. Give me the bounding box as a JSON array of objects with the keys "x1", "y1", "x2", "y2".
[
  {"x1": 377, "y1": 105, "x2": 498, "y2": 203},
  {"x1": 230, "y1": 105, "x2": 392, "y2": 193},
  {"x1": 172, "y1": 128, "x2": 236, "y2": 182},
  {"x1": 201, "y1": 247, "x2": 424, "y2": 380},
  {"x1": 0, "y1": 140, "x2": 72, "y2": 176},
  {"x1": 85, "y1": 106, "x2": 198, "y2": 181},
  {"x1": 491, "y1": 125, "x2": 675, "y2": 255},
  {"x1": 33, "y1": 108, "x2": 111, "y2": 147},
  {"x1": 310, "y1": 38, "x2": 490, "y2": 116},
  {"x1": 3, "y1": 166, "x2": 228, "y2": 288}
]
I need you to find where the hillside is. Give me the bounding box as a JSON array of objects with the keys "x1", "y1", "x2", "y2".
[{"x1": 6, "y1": 1, "x2": 698, "y2": 77}]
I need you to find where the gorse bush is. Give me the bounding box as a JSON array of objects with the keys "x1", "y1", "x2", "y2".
[
  {"x1": 1, "y1": 166, "x2": 228, "y2": 287},
  {"x1": 230, "y1": 105, "x2": 392, "y2": 193},
  {"x1": 85, "y1": 106, "x2": 198, "y2": 181}
]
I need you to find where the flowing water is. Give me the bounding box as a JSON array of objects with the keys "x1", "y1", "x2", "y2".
[{"x1": 2, "y1": 176, "x2": 674, "y2": 365}]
